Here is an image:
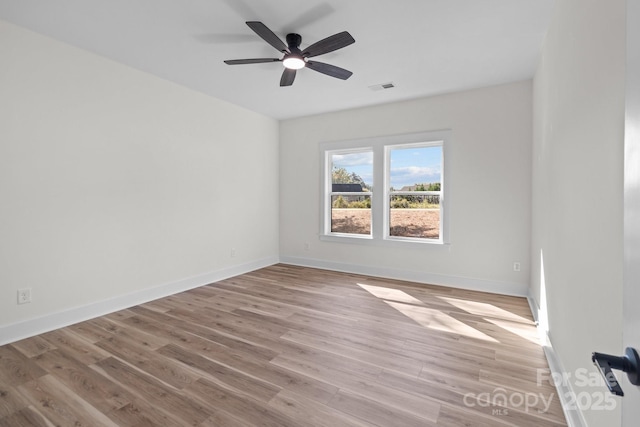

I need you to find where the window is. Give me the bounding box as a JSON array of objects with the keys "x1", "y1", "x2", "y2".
[
  {"x1": 321, "y1": 131, "x2": 449, "y2": 245},
  {"x1": 386, "y1": 144, "x2": 443, "y2": 241},
  {"x1": 329, "y1": 150, "x2": 373, "y2": 236}
]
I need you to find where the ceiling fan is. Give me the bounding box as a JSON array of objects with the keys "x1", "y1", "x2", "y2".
[{"x1": 224, "y1": 21, "x2": 355, "y2": 87}]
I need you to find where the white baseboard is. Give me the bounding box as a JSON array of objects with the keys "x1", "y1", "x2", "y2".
[
  {"x1": 527, "y1": 296, "x2": 587, "y2": 427},
  {"x1": 0, "y1": 256, "x2": 278, "y2": 346},
  {"x1": 280, "y1": 255, "x2": 529, "y2": 297}
]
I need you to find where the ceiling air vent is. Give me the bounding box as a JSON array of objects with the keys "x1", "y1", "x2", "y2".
[{"x1": 368, "y1": 82, "x2": 395, "y2": 91}]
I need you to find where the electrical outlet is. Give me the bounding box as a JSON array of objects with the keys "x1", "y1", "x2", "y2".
[
  {"x1": 513, "y1": 262, "x2": 521, "y2": 272},
  {"x1": 17, "y1": 288, "x2": 32, "y2": 304},
  {"x1": 231, "y1": 248, "x2": 237, "y2": 258}
]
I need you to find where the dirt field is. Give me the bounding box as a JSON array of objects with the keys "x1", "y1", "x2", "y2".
[{"x1": 331, "y1": 208, "x2": 440, "y2": 238}]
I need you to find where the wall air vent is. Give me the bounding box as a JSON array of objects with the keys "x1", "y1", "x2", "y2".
[{"x1": 368, "y1": 82, "x2": 395, "y2": 91}]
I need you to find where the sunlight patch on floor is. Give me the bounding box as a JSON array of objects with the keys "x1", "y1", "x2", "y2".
[
  {"x1": 384, "y1": 301, "x2": 499, "y2": 342},
  {"x1": 483, "y1": 318, "x2": 541, "y2": 345},
  {"x1": 357, "y1": 283, "x2": 505, "y2": 342},
  {"x1": 357, "y1": 283, "x2": 424, "y2": 305},
  {"x1": 437, "y1": 296, "x2": 531, "y2": 323}
]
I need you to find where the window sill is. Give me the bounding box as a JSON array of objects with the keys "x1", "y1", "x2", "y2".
[{"x1": 319, "y1": 233, "x2": 449, "y2": 249}]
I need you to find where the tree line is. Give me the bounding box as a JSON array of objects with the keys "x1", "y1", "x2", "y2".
[{"x1": 332, "y1": 167, "x2": 440, "y2": 209}]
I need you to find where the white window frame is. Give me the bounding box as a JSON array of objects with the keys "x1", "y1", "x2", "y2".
[
  {"x1": 324, "y1": 147, "x2": 374, "y2": 239},
  {"x1": 384, "y1": 141, "x2": 444, "y2": 242},
  {"x1": 320, "y1": 130, "x2": 450, "y2": 247}
]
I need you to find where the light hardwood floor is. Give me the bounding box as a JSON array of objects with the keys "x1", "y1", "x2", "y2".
[{"x1": 0, "y1": 264, "x2": 567, "y2": 426}]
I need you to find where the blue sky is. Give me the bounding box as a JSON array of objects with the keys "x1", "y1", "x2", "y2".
[{"x1": 332, "y1": 146, "x2": 441, "y2": 189}]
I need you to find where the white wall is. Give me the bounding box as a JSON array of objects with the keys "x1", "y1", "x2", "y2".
[
  {"x1": 0, "y1": 20, "x2": 279, "y2": 342},
  {"x1": 531, "y1": 0, "x2": 625, "y2": 425},
  {"x1": 280, "y1": 81, "x2": 532, "y2": 295}
]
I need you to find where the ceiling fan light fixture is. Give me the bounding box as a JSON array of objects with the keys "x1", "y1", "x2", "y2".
[{"x1": 283, "y1": 55, "x2": 306, "y2": 70}]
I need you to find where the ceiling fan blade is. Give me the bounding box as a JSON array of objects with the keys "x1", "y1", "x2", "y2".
[
  {"x1": 246, "y1": 21, "x2": 289, "y2": 53},
  {"x1": 306, "y1": 61, "x2": 353, "y2": 80},
  {"x1": 280, "y1": 68, "x2": 296, "y2": 86},
  {"x1": 224, "y1": 58, "x2": 281, "y2": 65},
  {"x1": 303, "y1": 31, "x2": 355, "y2": 58}
]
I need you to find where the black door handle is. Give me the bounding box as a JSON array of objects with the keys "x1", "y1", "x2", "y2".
[{"x1": 591, "y1": 347, "x2": 640, "y2": 396}]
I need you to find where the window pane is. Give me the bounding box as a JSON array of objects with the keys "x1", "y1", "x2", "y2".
[
  {"x1": 389, "y1": 145, "x2": 442, "y2": 240},
  {"x1": 330, "y1": 151, "x2": 373, "y2": 235},
  {"x1": 331, "y1": 195, "x2": 371, "y2": 235},
  {"x1": 389, "y1": 146, "x2": 441, "y2": 192},
  {"x1": 331, "y1": 152, "x2": 373, "y2": 191},
  {"x1": 389, "y1": 194, "x2": 440, "y2": 239}
]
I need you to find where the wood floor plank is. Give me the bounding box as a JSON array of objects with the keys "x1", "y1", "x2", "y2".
[
  {"x1": 105, "y1": 398, "x2": 185, "y2": 427},
  {"x1": 186, "y1": 305, "x2": 291, "y2": 340},
  {"x1": 379, "y1": 368, "x2": 565, "y2": 426},
  {"x1": 39, "y1": 329, "x2": 112, "y2": 366},
  {"x1": 17, "y1": 374, "x2": 118, "y2": 427},
  {"x1": 184, "y1": 377, "x2": 299, "y2": 427},
  {"x1": 268, "y1": 389, "x2": 376, "y2": 427},
  {"x1": 478, "y1": 368, "x2": 559, "y2": 395},
  {"x1": 279, "y1": 344, "x2": 384, "y2": 382},
  {"x1": 0, "y1": 346, "x2": 47, "y2": 387},
  {"x1": 9, "y1": 336, "x2": 57, "y2": 359},
  {"x1": 94, "y1": 335, "x2": 198, "y2": 390},
  {"x1": 102, "y1": 309, "x2": 137, "y2": 322},
  {"x1": 0, "y1": 264, "x2": 567, "y2": 426},
  {"x1": 435, "y1": 403, "x2": 525, "y2": 427},
  {"x1": 128, "y1": 305, "x2": 280, "y2": 362},
  {"x1": 402, "y1": 335, "x2": 497, "y2": 362},
  {"x1": 0, "y1": 385, "x2": 31, "y2": 418},
  {"x1": 157, "y1": 338, "x2": 340, "y2": 403},
  {"x1": 85, "y1": 317, "x2": 169, "y2": 350},
  {"x1": 197, "y1": 409, "x2": 252, "y2": 427},
  {"x1": 92, "y1": 357, "x2": 212, "y2": 426},
  {"x1": 156, "y1": 343, "x2": 281, "y2": 403},
  {"x1": 327, "y1": 389, "x2": 438, "y2": 427},
  {"x1": 240, "y1": 309, "x2": 410, "y2": 355},
  {"x1": 0, "y1": 406, "x2": 54, "y2": 427},
  {"x1": 31, "y1": 349, "x2": 133, "y2": 414},
  {"x1": 270, "y1": 353, "x2": 441, "y2": 423},
  {"x1": 279, "y1": 329, "x2": 424, "y2": 377}
]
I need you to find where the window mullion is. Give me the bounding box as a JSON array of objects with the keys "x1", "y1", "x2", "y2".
[{"x1": 371, "y1": 145, "x2": 385, "y2": 240}]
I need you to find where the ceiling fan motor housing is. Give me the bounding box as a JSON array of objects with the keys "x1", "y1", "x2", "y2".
[{"x1": 285, "y1": 33, "x2": 302, "y2": 52}]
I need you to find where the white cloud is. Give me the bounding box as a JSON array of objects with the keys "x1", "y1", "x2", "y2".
[
  {"x1": 390, "y1": 166, "x2": 441, "y2": 188},
  {"x1": 332, "y1": 152, "x2": 373, "y2": 167}
]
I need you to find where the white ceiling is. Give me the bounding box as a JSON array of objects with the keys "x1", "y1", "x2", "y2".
[{"x1": 0, "y1": 0, "x2": 555, "y2": 120}]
